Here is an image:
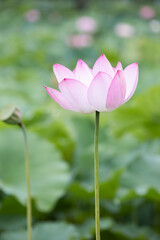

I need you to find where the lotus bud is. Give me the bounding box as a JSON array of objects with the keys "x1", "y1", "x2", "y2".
[{"x1": 0, "y1": 103, "x2": 22, "y2": 125}]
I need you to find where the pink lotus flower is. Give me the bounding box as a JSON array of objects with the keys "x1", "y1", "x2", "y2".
[
  {"x1": 114, "y1": 23, "x2": 135, "y2": 38},
  {"x1": 45, "y1": 54, "x2": 138, "y2": 113},
  {"x1": 76, "y1": 16, "x2": 98, "y2": 33},
  {"x1": 139, "y1": 6, "x2": 155, "y2": 20},
  {"x1": 24, "y1": 9, "x2": 41, "y2": 23},
  {"x1": 66, "y1": 33, "x2": 93, "y2": 48}
]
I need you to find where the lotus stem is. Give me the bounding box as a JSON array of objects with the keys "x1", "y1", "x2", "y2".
[
  {"x1": 94, "y1": 111, "x2": 100, "y2": 240},
  {"x1": 20, "y1": 123, "x2": 32, "y2": 240}
]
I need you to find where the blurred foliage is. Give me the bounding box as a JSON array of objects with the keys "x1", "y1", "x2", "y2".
[{"x1": 0, "y1": 0, "x2": 160, "y2": 239}]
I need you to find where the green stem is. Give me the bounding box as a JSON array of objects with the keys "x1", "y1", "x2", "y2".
[
  {"x1": 20, "y1": 123, "x2": 32, "y2": 240},
  {"x1": 94, "y1": 111, "x2": 100, "y2": 240}
]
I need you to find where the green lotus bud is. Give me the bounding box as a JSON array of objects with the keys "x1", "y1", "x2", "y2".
[{"x1": 0, "y1": 103, "x2": 22, "y2": 125}]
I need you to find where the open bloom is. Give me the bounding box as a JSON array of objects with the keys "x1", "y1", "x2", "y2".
[{"x1": 45, "y1": 54, "x2": 138, "y2": 113}]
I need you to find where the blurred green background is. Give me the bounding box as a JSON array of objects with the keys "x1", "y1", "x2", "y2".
[{"x1": 0, "y1": 0, "x2": 160, "y2": 239}]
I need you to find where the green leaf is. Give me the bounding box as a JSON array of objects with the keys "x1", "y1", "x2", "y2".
[
  {"x1": 78, "y1": 217, "x2": 113, "y2": 239},
  {"x1": 73, "y1": 127, "x2": 137, "y2": 188},
  {"x1": 107, "y1": 86, "x2": 160, "y2": 139},
  {"x1": 0, "y1": 215, "x2": 26, "y2": 231},
  {"x1": 0, "y1": 222, "x2": 80, "y2": 240},
  {"x1": 70, "y1": 170, "x2": 122, "y2": 201},
  {"x1": 0, "y1": 196, "x2": 27, "y2": 232},
  {"x1": 111, "y1": 223, "x2": 160, "y2": 240},
  {"x1": 31, "y1": 119, "x2": 75, "y2": 163},
  {"x1": 33, "y1": 222, "x2": 79, "y2": 240},
  {"x1": 0, "y1": 230, "x2": 26, "y2": 240},
  {"x1": 0, "y1": 196, "x2": 26, "y2": 216},
  {"x1": 0, "y1": 195, "x2": 44, "y2": 222},
  {"x1": 118, "y1": 140, "x2": 160, "y2": 201},
  {"x1": 0, "y1": 129, "x2": 71, "y2": 212}
]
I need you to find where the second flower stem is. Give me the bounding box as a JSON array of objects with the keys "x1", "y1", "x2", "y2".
[
  {"x1": 20, "y1": 123, "x2": 32, "y2": 240},
  {"x1": 94, "y1": 111, "x2": 100, "y2": 240}
]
